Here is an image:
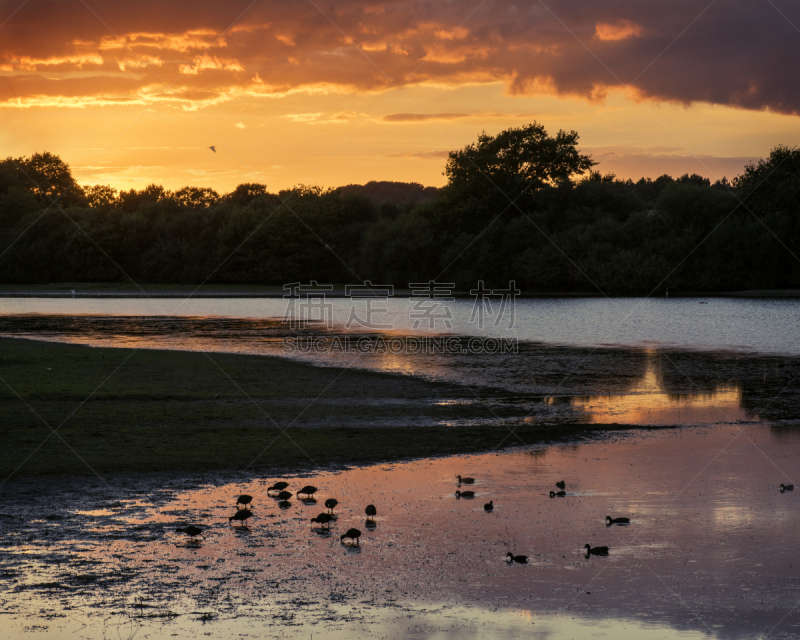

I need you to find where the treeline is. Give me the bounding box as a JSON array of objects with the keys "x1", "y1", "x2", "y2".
[{"x1": 0, "y1": 124, "x2": 799, "y2": 293}]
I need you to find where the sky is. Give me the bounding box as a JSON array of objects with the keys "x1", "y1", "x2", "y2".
[{"x1": 2, "y1": 0, "x2": 800, "y2": 193}]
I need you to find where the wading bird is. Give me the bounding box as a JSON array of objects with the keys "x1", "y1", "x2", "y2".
[
  {"x1": 606, "y1": 516, "x2": 630, "y2": 526},
  {"x1": 325, "y1": 498, "x2": 339, "y2": 514},
  {"x1": 365, "y1": 504, "x2": 377, "y2": 522},
  {"x1": 340, "y1": 528, "x2": 362, "y2": 545},
  {"x1": 229, "y1": 509, "x2": 252, "y2": 526},
  {"x1": 455, "y1": 490, "x2": 475, "y2": 499},
  {"x1": 584, "y1": 544, "x2": 609, "y2": 556},
  {"x1": 311, "y1": 513, "x2": 333, "y2": 529},
  {"x1": 506, "y1": 552, "x2": 527, "y2": 564},
  {"x1": 176, "y1": 525, "x2": 203, "y2": 538},
  {"x1": 277, "y1": 491, "x2": 292, "y2": 501},
  {"x1": 781, "y1": 484, "x2": 794, "y2": 492},
  {"x1": 298, "y1": 486, "x2": 318, "y2": 498},
  {"x1": 555, "y1": 481, "x2": 566, "y2": 489},
  {"x1": 457, "y1": 475, "x2": 475, "y2": 485},
  {"x1": 484, "y1": 501, "x2": 494, "y2": 512},
  {"x1": 550, "y1": 490, "x2": 566, "y2": 498},
  {"x1": 237, "y1": 494, "x2": 253, "y2": 508},
  {"x1": 267, "y1": 482, "x2": 289, "y2": 494}
]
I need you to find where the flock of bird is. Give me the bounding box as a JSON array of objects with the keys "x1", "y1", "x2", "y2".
[
  {"x1": 176, "y1": 476, "x2": 796, "y2": 561},
  {"x1": 457, "y1": 474, "x2": 627, "y2": 562},
  {"x1": 176, "y1": 481, "x2": 376, "y2": 546}
]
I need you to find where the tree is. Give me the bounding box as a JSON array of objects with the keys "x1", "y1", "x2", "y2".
[
  {"x1": 174, "y1": 186, "x2": 220, "y2": 209},
  {"x1": 444, "y1": 122, "x2": 595, "y2": 201},
  {"x1": 85, "y1": 184, "x2": 118, "y2": 208},
  {"x1": 226, "y1": 183, "x2": 270, "y2": 206}
]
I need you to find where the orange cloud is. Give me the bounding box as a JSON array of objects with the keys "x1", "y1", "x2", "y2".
[{"x1": 595, "y1": 19, "x2": 643, "y2": 41}]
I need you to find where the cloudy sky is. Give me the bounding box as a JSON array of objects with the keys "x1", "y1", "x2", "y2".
[{"x1": 2, "y1": 0, "x2": 800, "y2": 192}]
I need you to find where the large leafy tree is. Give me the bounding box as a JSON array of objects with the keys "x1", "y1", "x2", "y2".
[{"x1": 444, "y1": 122, "x2": 595, "y2": 199}]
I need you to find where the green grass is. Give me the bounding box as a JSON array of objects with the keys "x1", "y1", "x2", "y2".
[{"x1": 0, "y1": 337, "x2": 643, "y2": 478}]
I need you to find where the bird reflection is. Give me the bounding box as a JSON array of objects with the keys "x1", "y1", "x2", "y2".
[{"x1": 278, "y1": 500, "x2": 291, "y2": 510}]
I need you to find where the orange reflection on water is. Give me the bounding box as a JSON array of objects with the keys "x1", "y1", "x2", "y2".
[{"x1": 566, "y1": 354, "x2": 754, "y2": 426}]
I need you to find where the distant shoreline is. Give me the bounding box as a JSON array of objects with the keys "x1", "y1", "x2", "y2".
[{"x1": 1, "y1": 284, "x2": 799, "y2": 299}]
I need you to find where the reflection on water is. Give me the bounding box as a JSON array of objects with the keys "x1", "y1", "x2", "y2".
[
  {"x1": 0, "y1": 314, "x2": 796, "y2": 426},
  {"x1": 2, "y1": 424, "x2": 800, "y2": 639}
]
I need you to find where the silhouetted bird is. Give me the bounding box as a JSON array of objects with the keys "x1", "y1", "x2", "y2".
[
  {"x1": 457, "y1": 475, "x2": 475, "y2": 484},
  {"x1": 484, "y1": 500, "x2": 494, "y2": 512},
  {"x1": 208, "y1": 146, "x2": 216, "y2": 153},
  {"x1": 177, "y1": 525, "x2": 203, "y2": 538},
  {"x1": 555, "y1": 481, "x2": 566, "y2": 489},
  {"x1": 277, "y1": 491, "x2": 292, "y2": 501},
  {"x1": 341, "y1": 528, "x2": 362, "y2": 545},
  {"x1": 584, "y1": 544, "x2": 609, "y2": 556},
  {"x1": 325, "y1": 498, "x2": 339, "y2": 514},
  {"x1": 268, "y1": 482, "x2": 289, "y2": 493},
  {"x1": 606, "y1": 516, "x2": 630, "y2": 526},
  {"x1": 550, "y1": 490, "x2": 566, "y2": 498},
  {"x1": 237, "y1": 494, "x2": 253, "y2": 508},
  {"x1": 781, "y1": 484, "x2": 794, "y2": 492},
  {"x1": 311, "y1": 513, "x2": 333, "y2": 529},
  {"x1": 365, "y1": 504, "x2": 377, "y2": 522},
  {"x1": 229, "y1": 509, "x2": 252, "y2": 526},
  {"x1": 506, "y1": 552, "x2": 527, "y2": 564},
  {"x1": 298, "y1": 486, "x2": 318, "y2": 498},
  {"x1": 455, "y1": 490, "x2": 475, "y2": 498}
]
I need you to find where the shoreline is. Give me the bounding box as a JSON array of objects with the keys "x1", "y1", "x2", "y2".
[{"x1": 0, "y1": 336, "x2": 674, "y2": 479}]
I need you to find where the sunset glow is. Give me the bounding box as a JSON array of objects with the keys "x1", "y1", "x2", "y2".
[{"x1": 2, "y1": 1, "x2": 800, "y2": 191}]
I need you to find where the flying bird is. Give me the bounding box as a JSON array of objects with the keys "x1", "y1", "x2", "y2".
[{"x1": 208, "y1": 146, "x2": 216, "y2": 153}]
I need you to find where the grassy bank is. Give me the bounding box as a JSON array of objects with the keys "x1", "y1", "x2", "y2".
[{"x1": 0, "y1": 337, "x2": 641, "y2": 478}]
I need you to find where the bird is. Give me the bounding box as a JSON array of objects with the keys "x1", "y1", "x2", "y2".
[
  {"x1": 781, "y1": 484, "x2": 794, "y2": 492},
  {"x1": 455, "y1": 490, "x2": 475, "y2": 498},
  {"x1": 506, "y1": 552, "x2": 527, "y2": 564},
  {"x1": 208, "y1": 146, "x2": 216, "y2": 153},
  {"x1": 311, "y1": 513, "x2": 333, "y2": 529},
  {"x1": 176, "y1": 525, "x2": 203, "y2": 538},
  {"x1": 550, "y1": 490, "x2": 566, "y2": 498},
  {"x1": 484, "y1": 501, "x2": 494, "y2": 512},
  {"x1": 457, "y1": 475, "x2": 475, "y2": 484},
  {"x1": 584, "y1": 544, "x2": 609, "y2": 556},
  {"x1": 555, "y1": 481, "x2": 566, "y2": 489},
  {"x1": 267, "y1": 482, "x2": 289, "y2": 494},
  {"x1": 340, "y1": 528, "x2": 362, "y2": 545},
  {"x1": 229, "y1": 509, "x2": 252, "y2": 526},
  {"x1": 237, "y1": 494, "x2": 253, "y2": 508},
  {"x1": 297, "y1": 485, "x2": 318, "y2": 498},
  {"x1": 365, "y1": 504, "x2": 377, "y2": 522},
  {"x1": 325, "y1": 498, "x2": 339, "y2": 514},
  {"x1": 276, "y1": 491, "x2": 292, "y2": 501},
  {"x1": 606, "y1": 516, "x2": 630, "y2": 526}
]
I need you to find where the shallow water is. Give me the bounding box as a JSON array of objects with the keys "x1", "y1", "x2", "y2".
[{"x1": 2, "y1": 424, "x2": 800, "y2": 639}]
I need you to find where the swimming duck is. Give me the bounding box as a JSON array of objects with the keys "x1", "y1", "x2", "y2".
[
  {"x1": 267, "y1": 482, "x2": 289, "y2": 493},
  {"x1": 484, "y1": 500, "x2": 494, "y2": 512},
  {"x1": 455, "y1": 490, "x2": 475, "y2": 498},
  {"x1": 457, "y1": 475, "x2": 475, "y2": 484},
  {"x1": 555, "y1": 481, "x2": 565, "y2": 489},
  {"x1": 229, "y1": 509, "x2": 252, "y2": 526},
  {"x1": 781, "y1": 484, "x2": 794, "y2": 492},
  {"x1": 605, "y1": 516, "x2": 630, "y2": 526},
  {"x1": 325, "y1": 498, "x2": 339, "y2": 514},
  {"x1": 506, "y1": 552, "x2": 528, "y2": 564},
  {"x1": 341, "y1": 528, "x2": 362, "y2": 545},
  {"x1": 584, "y1": 544, "x2": 609, "y2": 556},
  {"x1": 550, "y1": 490, "x2": 566, "y2": 498},
  {"x1": 237, "y1": 494, "x2": 253, "y2": 508}
]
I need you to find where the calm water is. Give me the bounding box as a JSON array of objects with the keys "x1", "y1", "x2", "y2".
[
  {"x1": 2, "y1": 425, "x2": 799, "y2": 639},
  {"x1": 1, "y1": 297, "x2": 798, "y2": 427}
]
